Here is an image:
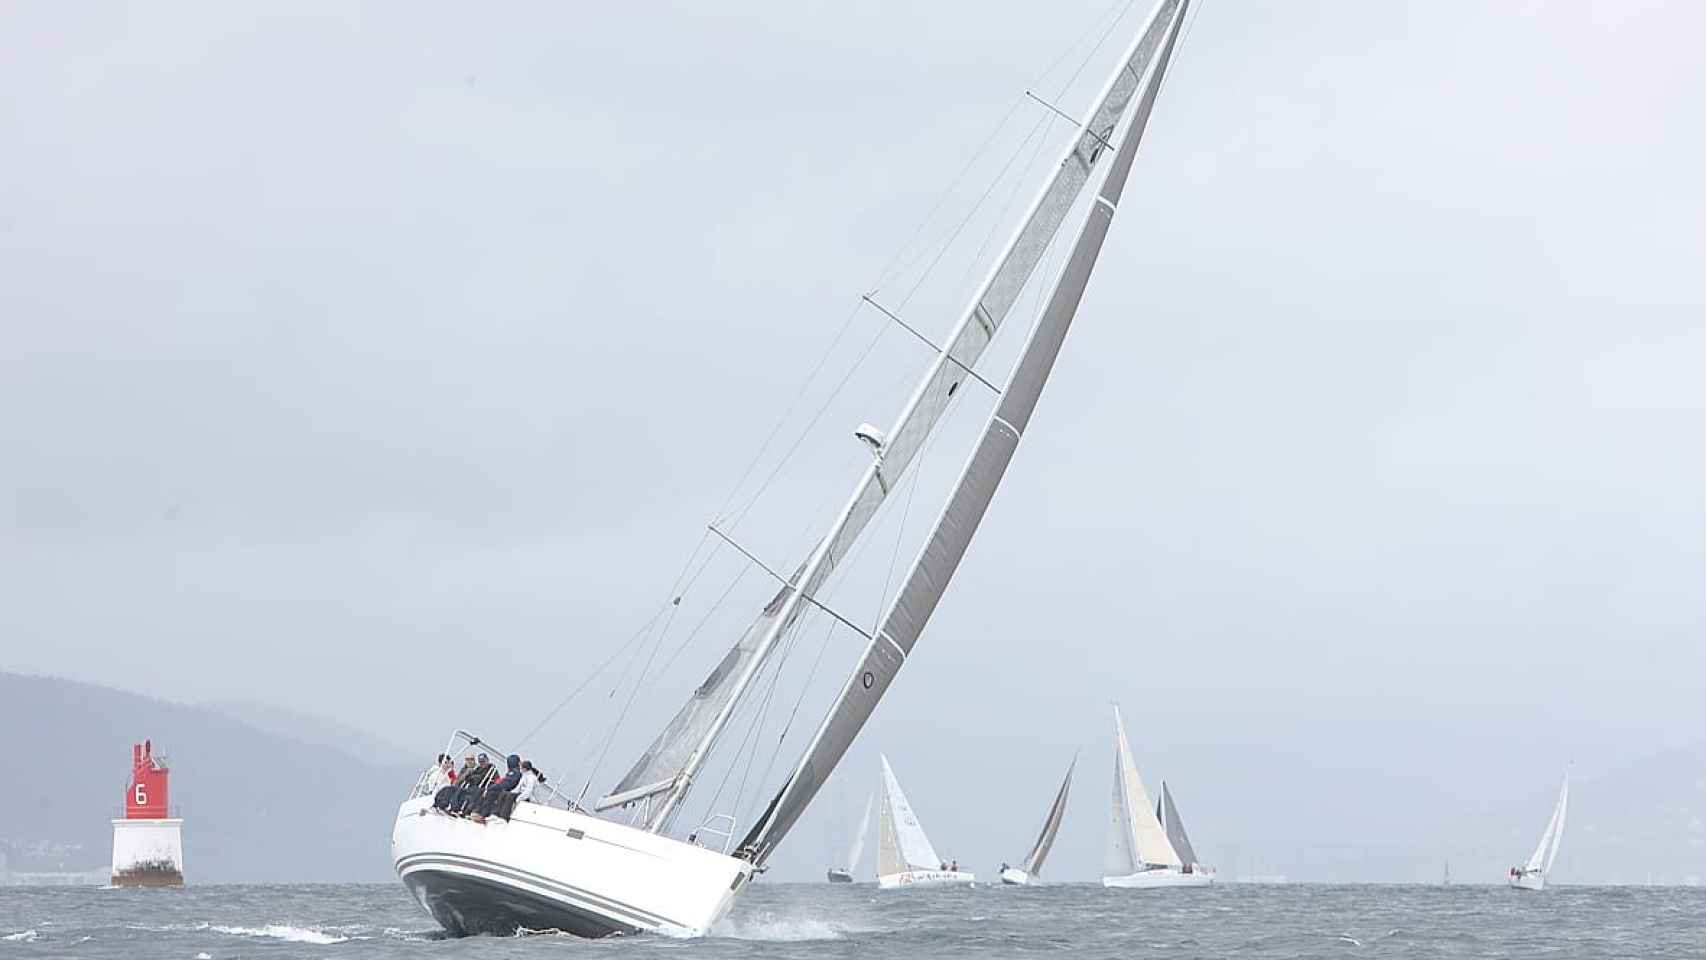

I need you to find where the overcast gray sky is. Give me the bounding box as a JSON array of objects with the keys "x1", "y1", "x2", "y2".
[{"x1": 3, "y1": 0, "x2": 1704, "y2": 883}]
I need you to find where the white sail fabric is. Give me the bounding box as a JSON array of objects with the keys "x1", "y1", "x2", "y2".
[
  {"x1": 1111, "y1": 706, "x2": 1182, "y2": 870},
  {"x1": 1527, "y1": 775, "x2": 1569, "y2": 873},
  {"x1": 613, "y1": 0, "x2": 1189, "y2": 830},
  {"x1": 1105, "y1": 747, "x2": 1137, "y2": 876},
  {"x1": 738, "y1": 0, "x2": 1190, "y2": 866},
  {"x1": 876, "y1": 755, "x2": 941, "y2": 875},
  {"x1": 1157, "y1": 781, "x2": 1201, "y2": 868},
  {"x1": 847, "y1": 791, "x2": 874, "y2": 873},
  {"x1": 1022, "y1": 760, "x2": 1075, "y2": 877},
  {"x1": 1545, "y1": 777, "x2": 1568, "y2": 872}
]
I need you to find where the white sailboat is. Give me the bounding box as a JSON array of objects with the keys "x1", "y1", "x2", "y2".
[
  {"x1": 1103, "y1": 707, "x2": 1213, "y2": 888},
  {"x1": 391, "y1": 0, "x2": 1196, "y2": 936},
  {"x1": 1000, "y1": 758, "x2": 1074, "y2": 885},
  {"x1": 1508, "y1": 773, "x2": 1568, "y2": 891},
  {"x1": 875, "y1": 756, "x2": 973, "y2": 888},
  {"x1": 828, "y1": 791, "x2": 873, "y2": 883}
]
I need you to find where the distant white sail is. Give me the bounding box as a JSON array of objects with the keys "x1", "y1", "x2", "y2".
[
  {"x1": 877, "y1": 755, "x2": 943, "y2": 875},
  {"x1": 847, "y1": 791, "x2": 874, "y2": 873},
  {"x1": 1105, "y1": 706, "x2": 1181, "y2": 874},
  {"x1": 1156, "y1": 781, "x2": 1200, "y2": 868},
  {"x1": 1020, "y1": 760, "x2": 1075, "y2": 878},
  {"x1": 1526, "y1": 774, "x2": 1569, "y2": 874}
]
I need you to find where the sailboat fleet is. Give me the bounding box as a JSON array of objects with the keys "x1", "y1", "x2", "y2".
[{"x1": 387, "y1": 0, "x2": 1578, "y2": 938}]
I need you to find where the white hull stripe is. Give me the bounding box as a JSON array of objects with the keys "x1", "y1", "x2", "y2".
[{"x1": 397, "y1": 852, "x2": 680, "y2": 929}]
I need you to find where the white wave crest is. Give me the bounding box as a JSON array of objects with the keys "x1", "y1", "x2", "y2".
[
  {"x1": 712, "y1": 912, "x2": 867, "y2": 942},
  {"x1": 2, "y1": 931, "x2": 38, "y2": 943},
  {"x1": 207, "y1": 924, "x2": 349, "y2": 945}
]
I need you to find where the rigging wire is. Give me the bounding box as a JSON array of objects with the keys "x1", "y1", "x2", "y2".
[
  {"x1": 512, "y1": 601, "x2": 673, "y2": 751},
  {"x1": 516, "y1": 0, "x2": 1189, "y2": 813},
  {"x1": 577, "y1": 592, "x2": 686, "y2": 801}
]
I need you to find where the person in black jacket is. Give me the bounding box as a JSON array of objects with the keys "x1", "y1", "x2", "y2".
[
  {"x1": 448, "y1": 754, "x2": 494, "y2": 815},
  {"x1": 470, "y1": 755, "x2": 523, "y2": 823}
]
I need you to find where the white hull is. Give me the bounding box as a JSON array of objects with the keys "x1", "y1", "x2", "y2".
[
  {"x1": 1509, "y1": 871, "x2": 1545, "y2": 891},
  {"x1": 999, "y1": 867, "x2": 1032, "y2": 886},
  {"x1": 1103, "y1": 868, "x2": 1214, "y2": 888},
  {"x1": 877, "y1": 869, "x2": 975, "y2": 889},
  {"x1": 391, "y1": 797, "x2": 751, "y2": 938}
]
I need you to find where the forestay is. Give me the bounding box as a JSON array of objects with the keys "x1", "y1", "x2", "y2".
[
  {"x1": 1022, "y1": 760, "x2": 1076, "y2": 877},
  {"x1": 605, "y1": 0, "x2": 1188, "y2": 832},
  {"x1": 876, "y1": 755, "x2": 942, "y2": 875},
  {"x1": 740, "y1": 0, "x2": 1191, "y2": 866}
]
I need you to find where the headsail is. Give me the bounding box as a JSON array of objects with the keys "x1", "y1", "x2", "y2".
[
  {"x1": 738, "y1": 0, "x2": 1191, "y2": 865},
  {"x1": 847, "y1": 790, "x2": 874, "y2": 873},
  {"x1": 1157, "y1": 780, "x2": 1200, "y2": 868},
  {"x1": 609, "y1": 0, "x2": 1190, "y2": 833},
  {"x1": 1527, "y1": 773, "x2": 1569, "y2": 873},
  {"x1": 1108, "y1": 706, "x2": 1181, "y2": 871},
  {"x1": 876, "y1": 755, "x2": 941, "y2": 874},
  {"x1": 1021, "y1": 759, "x2": 1076, "y2": 877}
]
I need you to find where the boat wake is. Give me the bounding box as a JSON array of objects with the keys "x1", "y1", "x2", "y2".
[
  {"x1": 128, "y1": 922, "x2": 355, "y2": 945},
  {"x1": 711, "y1": 912, "x2": 872, "y2": 942},
  {"x1": 205, "y1": 924, "x2": 351, "y2": 944}
]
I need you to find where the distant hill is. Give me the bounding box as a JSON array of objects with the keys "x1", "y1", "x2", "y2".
[
  {"x1": 0, "y1": 672, "x2": 420, "y2": 883},
  {"x1": 201, "y1": 698, "x2": 413, "y2": 767}
]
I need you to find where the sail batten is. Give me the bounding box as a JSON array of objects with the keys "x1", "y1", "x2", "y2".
[
  {"x1": 739, "y1": 0, "x2": 1191, "y2": 865},
  {"x1": 611, "y1": 0, "x2": 1189, "y2": 834}
]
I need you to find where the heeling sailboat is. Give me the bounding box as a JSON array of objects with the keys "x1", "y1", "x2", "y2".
[
  {"x1": 1103, "y1": 706, "x2": 1213, "y2": 888},
  {"x1": 1000, "y1": 758, "x2": 1074, "y2": 886},
  {"x1": 875, "y1": 755, "x2": 973, "y2": 887},
  {"x1": 827, "y1": 791, "x2": 873, "y2": 883},
  {"x1": 1509, "y1": 773, "x2": 1568, "y2": 891},
  {"x1": 390, "y1": 0, "x2": 1193, "y2": 938}
]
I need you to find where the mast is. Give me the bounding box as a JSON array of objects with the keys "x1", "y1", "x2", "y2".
[
  {"x1": 739, "y1": 0, "x2": 1191, "y2": 864},
  {"x1": 618, "y1": 0, "x2": 1191, "y2": 833},
  {"x1": 610, "y1": 0, "x2": 1189, "y2": 834}
]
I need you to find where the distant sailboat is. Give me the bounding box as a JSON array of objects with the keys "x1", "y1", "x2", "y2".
[
  {"x1": 828, "y1": 792, "x2": 873, "y2": 883},
  {"x1": 876, "y1": 755, "x2": 973, "y2": 888},
  {"x1": 1509, "y1": 773, "x2": 1568, "y2": 891},
  {"x1": 1103, "y1": 707, "x2": 1212, "y2": 888},
  {"x1": 1000, "y1": 758, "x2": 1075, "y2": 885},
  {"x1": 1443, "y1": 860, "x2": 1451, "y2": 886}
]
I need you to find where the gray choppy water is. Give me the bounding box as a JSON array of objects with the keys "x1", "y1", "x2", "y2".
[{"x1": 3, "y1": 882, "x2": 1702, "y2": 959}]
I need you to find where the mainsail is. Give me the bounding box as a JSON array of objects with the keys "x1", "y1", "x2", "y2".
[
  {"x1": 739, "y1": 0, "x2": 1190, "y2": 865},
  {"x1": 1156, "y1": 780, "x2": 1200, "y2": 868},
  {"x1": 1021, "y1": 760, "x2": 1076, "y2": 877},
  {"x1": 876, "y1": 755, "x2": 942, "y2": 875},
  {"x1": 846, "y1": 790, "x2": 874, "y2": 873},
  {"x1": 1106, "y1": 706, "x2": 1182, "y2": 873},
  {"x1": 608, "y1": 0, "x2": 1189, "y2": 832}
]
